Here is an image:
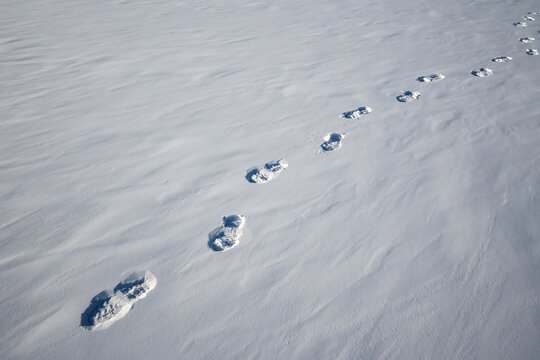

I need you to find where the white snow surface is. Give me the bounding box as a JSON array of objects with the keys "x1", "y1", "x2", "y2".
[{"x1": 1, "y1": 0, "x2": 540, "y2": 359}]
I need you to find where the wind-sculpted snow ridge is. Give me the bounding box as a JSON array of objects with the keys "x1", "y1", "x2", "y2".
[
  {"x1": 80, "y1": 271, "x2": 157, "y2": 331},
  {"x1": 472, "y1": 68, "x2": 493, "y2": 77},
  {"x1": 417, "y1": 74, "x2": 445, "y2": 82},
  {"x1": 246, "y1": 159, "x2": 288, "y2": 184},
  {"x1": 526, "y1": 48, "x2": 538, "y2": 55},
  {"x1": 513, "y1": 21, "x2": 527, "y2": 27},
  {"x1": 520, "y1": 37, "x2": 535, "y2": 43},
  {"x1": 320, "y1": 133, "x2": 344, "y2": 152},
  {"x1": 491, "y1": 56, "x2": 512, "y2": 62},
  {"x1": 341, "y1": 106, "x2": 372, "y2": 119},
  {"x1": 396, "y1": 90, "x2": 421, "y2": 102},
  {"x1": 208, "y1": 215, "x2": 246, "y2": 252}
]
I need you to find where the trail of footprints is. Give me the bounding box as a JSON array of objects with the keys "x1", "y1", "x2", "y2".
[
  {"x1": 515, "y1": 11, "x2": 538, "y2": 55},
  {"x1": 81, "y1": 9, "x2": 539, "y2": 331}
]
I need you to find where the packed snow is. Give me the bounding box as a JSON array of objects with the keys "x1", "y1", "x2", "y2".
[
  {"x1": 396, "y1": 90, "x2": 421, "y2": 102},
  {"x1": 80, "y1": 271, "x2": 157, "y2": 331},
  {"x1": 207, "y1": 215, "x2": 246, "y2": 252},
  {"x1": 520, "y1": 36, "x2": 536, "y2": 42},
  {"x1": 341, "y1": 106, "x2": 373, "y2": 119},
  {"x1": 320, "y1": 133, "x2": 345, "y2": 152},
  {"x1": 491, "y1": 56, "x2": 513, "y2": 62},
  {"x1": 1, "y1": 0, "x2": 539, "y2": 359},
  {"x1": 416, "y1": 73, "x2": 446, "y2": 82},
  {"x1": 246, "y1": 159, "x2": 288, "y2": 184}
]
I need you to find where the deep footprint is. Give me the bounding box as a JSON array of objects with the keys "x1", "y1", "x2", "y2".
[
  {"x1": 471, "y1": 68, "x2": 493, "y2": 77},
  {"x1": 417, "y1": 74, "x2": 445, "y2": 82},
  {"x1": 526, "y1": 48, "x2": 538, "y2": 55},
  {"x1": 321, "y1": 133, "x2": 344, "y2": 152},
  {"x1": 520, "y1": 37, "x2": 535, "y2": 43},
  {"x1": 514, "y1": 21, "x2": 527, "y2": 27},
  {"x1": 208, "y1": 215, "x2": 246, "y2": 252},
  {"x1": 491, "y1": 56, "x2": 512, "y2": 62},
  {"x1": 342, "y1": 106, "x2": 372, "y2": 119},
  {"x1": 523, "y1": 16, "x2": 535, "y2": 21},
  {"x1": 80, "y1": 271, "x2": 157, "y2": 331},
  {"x1": 246, "y1": 159, "x2": 288, "y2": 184},
  {"x1": 396, "y1": 91, "x2": 421, "y2": 102}
]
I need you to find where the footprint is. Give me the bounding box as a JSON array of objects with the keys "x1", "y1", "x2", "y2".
[
  {"x1": 523, "y1": 16, "x2": 535, "y2": 21},
  {"x1": 491, "y1": 56, "x2": 512, "y2": 62},
  {"x1": 417, "y1": 74, "x2": 445, "y2": 82},
  {"x1": 529, "y1": 12, "x2": 539, "y2": 15},
  {"x1": 342, "y1": 106, "x2": 372, "y2": 119},
  {"x1": 396, "y1": 91, "x2": 421, "y2": 102},
  {"x1": 514, "y1": 21, "x2": 527, "y2": 27},
  {"x1": 80, "y1": 271, "x2": 157, "y2": 331},
  {"x1": 208, "y1": 215, "x2": 246, "y2": 252},
  {"x1": 520, "y1": 36, "x2": 536, "y2": 43},
  {"x1": 246, "y1": 159, "x2": 288, "y2": 184},
  {"x1": 526, "y1": 48, "x2": 538, "y2": 55},
  {"x1": 471, "y1": 68, "x2": 493, "y2": 77},
  {"x1": 321, "y1": 133, "x2": 344, "y2": 152}
]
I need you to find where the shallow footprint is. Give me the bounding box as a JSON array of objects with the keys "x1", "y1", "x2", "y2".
[
  {"x1": 471, "y1": 68, "x2": 493, "y2": 77},
  {"x1": 208, "y1": 215, "x2": 246, "y2": 252},
  {"x1": 342, "y1": 106, "x2": 372, "y2": 119},
  {"x1": 246, "y1": 159, "x2": 288, "y2": 184},
  {"x1": 491, "y1": 56, "x2": 512, "y2": 62},
  {"x1": 417, "y1": 74, "x2": 445, "y2": 82},
  {"x1": 520, "y1": 36, "x2": 535, "y2": 43},
  {"x1": 396, "y1": 91, "x2": 421, "y2": 102},
  {"x1": 514, "y1": 21, "x2": 527, "y2": 27},
  {"x1": 526, "y1": 48, "x2": 538, "y2": 55},
  {"x1": 80, "y1": 271, "x2": 157, "y2": 331},
  {"x1": 321, "y1": 133, "x2": 344, "y2": 152}
]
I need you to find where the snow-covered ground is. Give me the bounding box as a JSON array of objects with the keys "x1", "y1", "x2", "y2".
[{"x1": 1, "y1": 0, "x2": 539, "y2": 358}]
